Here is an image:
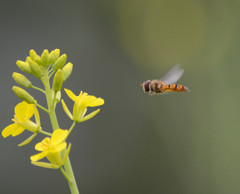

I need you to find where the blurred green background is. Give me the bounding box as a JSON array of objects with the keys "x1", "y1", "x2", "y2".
[{"x1": 0, "y1": 0, "x2": 240, "y2": 193}]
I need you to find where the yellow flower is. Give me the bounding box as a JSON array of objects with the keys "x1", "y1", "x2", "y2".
[
  {"x1": 61, "y1": 89, "x2": 104, "y2": 122},
  {"x1": 30, "y1": 129, "x2": 71, "y2": 169},
  {"x1": 2, "y1": 101, "x2": 40, "y2": 138}
]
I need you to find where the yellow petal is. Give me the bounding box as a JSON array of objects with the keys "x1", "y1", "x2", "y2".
[
  {"x1": 2, "y1": 123, "x2": 19, "y2": 138},
  {"x1": 25, "y1": 104, "x2": 35, "y2": 118},
  {"x1": 12, "y1": 126, "x2": 25, "y2": 136},
  {"x1": 15, "y1": 101, "x2": 34, "y2": 121},
  {"x1": 64, "y1": 88, "x2": 78, "y2": 102},
  {"x1": 87, "y1": 97, "x2": 104, "y2": 107},
  {"x1": 15, "y1": 101, "x2": 34, "y2": 120},
  {"x1": 51, "y1": 129, "x2": 68, "y2": 145},
  {"x1": 35, "y1": 137, "x2": 50, "y2": 151},
  {"x1": 54, "y1": 142, "x2": 67, "y2": 152},
  {"x1": 61, "y1": 100, "x2": 73, "y2": 120},
  {"x1": 30, "y1": 151, "x2": 48, "y2": 162},
  {"x1": 80, "y1": 95, "x2": 104, "y2": 107},
  {"x1": 81, "y1": 95, "x2": 97, "y2": 105}
]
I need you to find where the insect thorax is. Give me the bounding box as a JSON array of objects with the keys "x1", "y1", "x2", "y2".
[{"x1": 149, "y1": 80, "x2": 165, "y2": 94}]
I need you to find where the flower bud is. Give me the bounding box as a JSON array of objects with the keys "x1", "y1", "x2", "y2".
[
  {"x1": 52, "y1": 90, "x2": 61, "y2": 103},
  {"x1": 49, "y1": 49, "x2": 60, "y2": 64},
  {"x1": 62, "y1": 62, "x2": 73, "y2": 81},
  {"x1": 12, "y1": 86, "x2": 35, "y2": 104},
  {"x1": 55, "y1": 91, "x2": 61, "y2": 103},
  {"x1": 12, "y1": 72, "x2": 32, "y2": 88},
  {"x1": 52, "y1": 54, "x2": 67, "y2": 71},
  {"x1": 41, "y1": 49, "x2": 49, "y2": 67},
  {"x1": 16, "y1": 60, "x2": 32, "y2": 74},
  {"x1": 29, "y1": 49, "x2": 42, "y2": 65},
  {"x1": 52, "y1": 69, "x2": 63, "y2": 92},
  {"x1": 27, "y1": 57, "x2": 42, "y2": 78}
]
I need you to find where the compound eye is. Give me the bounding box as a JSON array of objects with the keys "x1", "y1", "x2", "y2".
[{"x1": 144, "y1": 80, "x2": 151, "y2": 92}]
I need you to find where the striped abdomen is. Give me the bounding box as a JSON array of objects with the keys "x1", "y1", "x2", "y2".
[{"x1": 163, "y1": 84, "x2": 188, "y2": 92}]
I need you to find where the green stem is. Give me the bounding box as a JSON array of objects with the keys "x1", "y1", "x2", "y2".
[
  {"x1": 65, "y1": 121, "x2": 77, "y2": 140},
  {"x1": 49, "y1": 70, "x2": 55, "y2": 79},
  {"x1": 42, "y1": 71, "x2": 59, "y2": 130},
  {"x1": 42, "y1": 70, "x2": 79, "y2": 194},
  {"x1": 31, "y1": 85, "x2": 46, "y2": 94},
  {"x1": 36, "y1": 103, "x2": 49, "y2": 113},
  {"x1": 60, "y1": 167, "x2": 72, "y2": 183},
  {"x1": 38, "y1": 128, "x2": 52, "y2": 136},
  {"x1": 63, "y1": 157, "x2": 79, "y2": 194}
]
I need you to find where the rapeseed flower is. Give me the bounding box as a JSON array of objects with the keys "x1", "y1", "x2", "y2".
[
  {"x1": 2, "y1": 101, "x2": 40, "y2": 138},
  {"x1": 61, "y1": 89, "x2": 104, "y2": 122},
  {"x1": 30, "y1": 129, "x2": 71, "y2": 169}
]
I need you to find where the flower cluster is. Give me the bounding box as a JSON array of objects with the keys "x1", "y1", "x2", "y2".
[{"x1": 1, "y1": 49, "x2": 104, "y2": 193}]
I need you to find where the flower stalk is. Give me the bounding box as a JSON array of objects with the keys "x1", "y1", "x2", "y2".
[{"x1": 40, "y1": 65, "x2": 79, "y2": 194}]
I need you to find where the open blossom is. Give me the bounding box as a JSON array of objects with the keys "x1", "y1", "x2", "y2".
[
  {"x1": 2, "y1": 101, "x2": 40, "y2": 138},
  {"x1": 61, "y1": 89, "x2": 104, "y2": 122},
  {"x1": 30, "y1": 129, "x2": 71, "y2": 169}
]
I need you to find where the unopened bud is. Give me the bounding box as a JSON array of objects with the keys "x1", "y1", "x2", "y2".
[
  {"x1": 52, "y1": 90, "x2": 61, "y2": 103},
  {"x1": 12, "y1": 72, "x2": 32, "y2": 88},
  {"x1": 29, "y1": 50, "x2": 42, "y2": 66},
  {"x1": 12, "y1": 86, "x2": 35, "y2": 104},
  {"x1": 52, "y1": 69, "x2": 63, "y2": 92},
  {"x1": 16, "y1": 60, "x2": 32, "y2": 74},
  {"x1": 27, "y1": 57, "x2": 42, "y2": 78},
  {"x1": 56, "y1": 91, "x2": 61, "y2": 103},
  {"x1": 62, "y1": 62, "x2": 73, "y2": 81},
  {"x1": 51, "y1": 90, "x2": 61, "y2": 103},
  {"x1": 52, "y1": 54, "x2": 67, "y2": 71},
  {"x1": 49, "y1": 49, "x2": 60, "y2": 64},
  {"x1": 41, "y1": 49, "x2": 49, "y2": 67}
]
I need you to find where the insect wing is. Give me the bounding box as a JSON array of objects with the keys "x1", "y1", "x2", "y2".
[{"x1": 160, "y1": 64, "x2": 184, "y2": 85}]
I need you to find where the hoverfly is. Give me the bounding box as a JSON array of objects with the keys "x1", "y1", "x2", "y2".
[{"x1": 141, "y1": 64, "x2": 189, "y2": 95}]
